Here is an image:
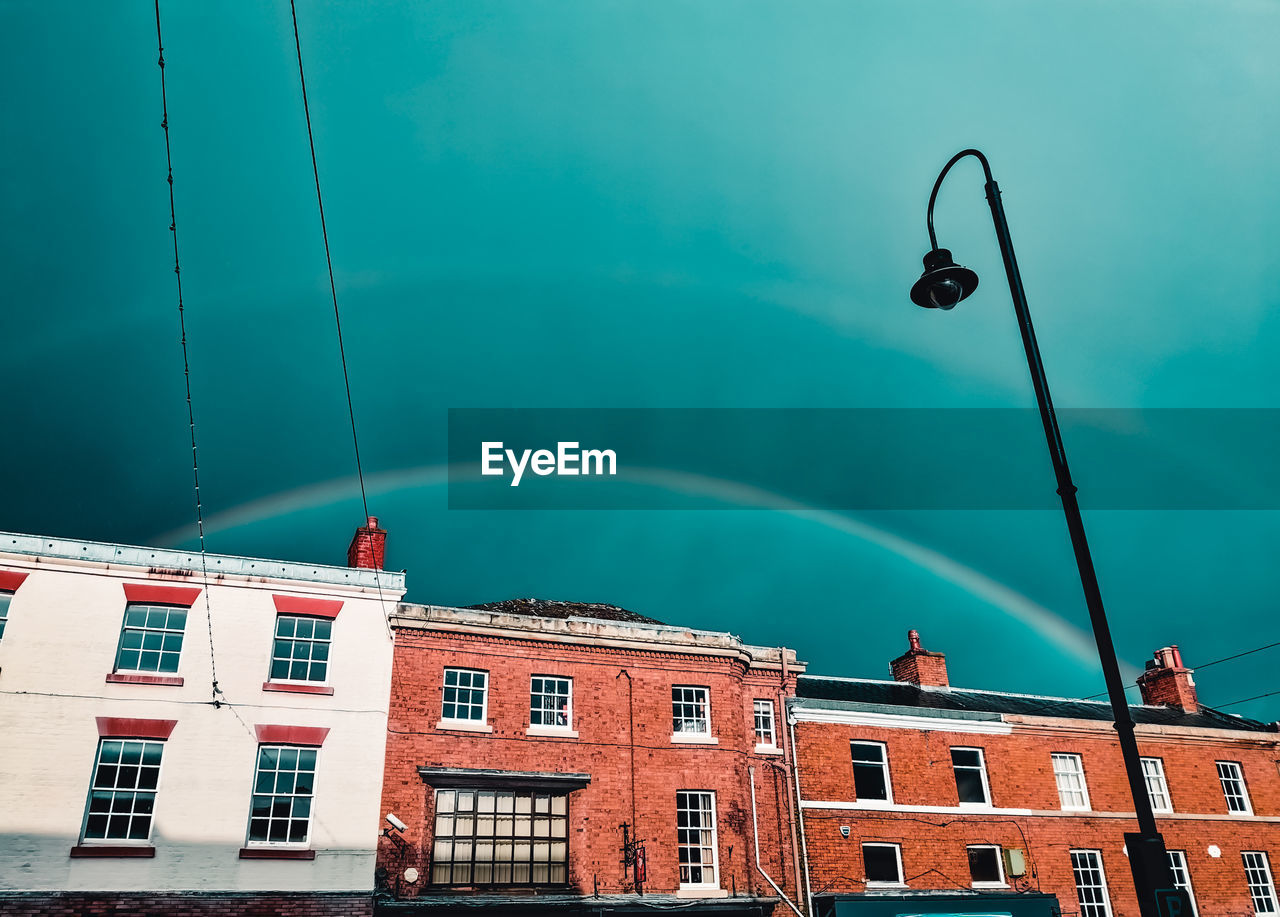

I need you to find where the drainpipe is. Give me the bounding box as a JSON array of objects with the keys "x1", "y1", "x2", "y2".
[
  {"x1": 779, "y1": 650, "x2": 805, "y2": 906},
  {"x1": 749, "y1": 765, "x2": 804, "y2": 917},
  {"x1": 789, "y1": 711, "x2": 814, "y2": 916}
]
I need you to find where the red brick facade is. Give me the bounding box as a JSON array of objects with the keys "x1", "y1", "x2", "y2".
[{"x1": 377, "y1": 604, "x2": 803, "y2": 913}]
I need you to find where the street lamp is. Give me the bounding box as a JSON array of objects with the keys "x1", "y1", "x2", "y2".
[{"x1": 910, "y1": 149, "x2": 1185, "y2": 917}]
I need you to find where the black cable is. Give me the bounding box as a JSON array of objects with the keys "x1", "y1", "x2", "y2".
[
  {"x1": 1218, "y1": 689, "x2": 1280, "y2": 709},
  {"x1": 154, "y1": 0, "x2": 220, "y2": 707},
  {"x1": 1084, "y1": 640, "x2": 1280, "y2": 700}
]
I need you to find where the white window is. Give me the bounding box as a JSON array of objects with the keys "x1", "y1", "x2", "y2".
[
  {"x1": 851, "y1": 741, "x2": 892, "y2": 803},
  {"x1": 0, "y1": 591, "x2": 12, "y2": 641},
  {"x1": 269, "y1": 614, "x2": 331, "y2": 683},
  {"x1": 863, "y1": 842, "x2": 904, "y2": 886},
  {"x1": 1141, "y1": 757, "x2": 1173, "y2": 813},
  {"x1": 753, "y1": 699, "x2": 777, "y2": 748},
  {"x1": 672, "y1": 686, "x2": 710, "y2": 735},
  {"x1": 442, "y1": 668, "x2": 489, "y2": 722},
  {"x1": 247, "y1": 745, "x2": 317, "y2": 845},
  {"x1": 431, "y1": 789, "x2": 568, "y2": 885},
  {"x1": 951, "y1": 747, "x2": 991, "y2": 806},
  {"x1": 968, "y1": 845, "x2": 1006, "y2": 887},
  {"x1": 1245, "y1": 852, "x2": 1279, "y2": 914},
  {"x1": 1070, "y1": 849, "x2": 1113, "y2": 917},
  {"x1": 114, "y1": 603, "x2": 187, "y2": 674},
  {"x1": 1218, "y1": 761, "x2": 1253, "y2": 815},
  {"x1": 1167, "y1": 850, "x2": 1199, "y2": 917},
  {"x1": 530, "y1": 676, "x2": 572, "y2": 729},
  {"x1": 676, "y1": 790, "x2": 719, "y2": 888},
  {"x1": 81, "y1": 739, "x2": 164, "y2": 843},
  {"x1": 1052, "y1": 753, "x2": 1091, "y2": 810}
]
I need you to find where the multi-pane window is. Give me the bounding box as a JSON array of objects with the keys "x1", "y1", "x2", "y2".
[
  {"x1": 672, "y1": 686, "x2": 710, "y2": 735},
  {"x1": 753, "y1": 700, "x2": 776, "y2": 747},
  {"x1": 1070, "y1": 849, "x2": 1113, "y2": 917},
  {"x1": 676, "y1": 790, "x2": 719, "y2": 888},
  {"x1": 431, "y1": 789, "x2": 568, "y2": 885},
  {"x1": 0, "y1": 591, "x2": 12, "y2": 641},
  {"x1": 442, "y1": 668, "x2": 488, "y2": 722},
  {"x1": 530, "y1": 676, "x2": 572, "y2": 728},
  {"x1": 247, "y1": 745, "x2": 317, "y2": 845},
  {"x1": 82, "y1": 739, "x2": 164, "y2": 842},
  {"x1": 1244, "y1": 852, "x2": 1279, "y2": 915},
  {"x1": 269, "y1": 615, "x2": 331, "y2": 683},
  {"x1": 1052, "y1": 753, "x2": 1091, "y2": 810},
  {"x1": 114, "y1": 603, "x2": 187, "y2": 674},
  {"x1": 1167, "y1": 850, "x2": 1199, "y2": 917},
  {"x1": 951, "y1": 747, "x2": 991, "y2": 805},
  {"x1": 851, "y1": 741, "x2": 892, "y2": 802},
  {"x1": 1141, "y1": 757, "x2": 1173, "y2": 813},
  {"x1": 1218, "y1": 761, "x2": 1253, "y2": 815},
  {"x1": 968, "y1": 845, "x2": 1005, "y2": 886},
  {"x1": 863, "y1": 842, "x2": 904, "y2": 885}
]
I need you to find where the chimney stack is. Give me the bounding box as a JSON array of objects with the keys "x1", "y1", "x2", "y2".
[
  {"x1": 890, "y1": 629, "x2": 949, "y2": 688},
  {"x1": 347, "y1": 516, "x2": 387, "y2": 570},
  {"x1": 1136, "y1": 645, "x2": 1198, "y2": 713}
]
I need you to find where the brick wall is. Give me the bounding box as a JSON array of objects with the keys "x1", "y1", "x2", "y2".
[
  {"x1": 795, "y1": 716, "x2": 1280, "y2": 915},
  {"x1": 378, "y1": 627, "x2": 800, "y2": 907}
]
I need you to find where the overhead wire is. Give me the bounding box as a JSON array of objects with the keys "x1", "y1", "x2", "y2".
[
  {"x1": 1083, "y1": 639, "x2": 1280, "y2": 702},
  {"x1": 153, "y1": 0, "x2": 222, "y2": 708}
]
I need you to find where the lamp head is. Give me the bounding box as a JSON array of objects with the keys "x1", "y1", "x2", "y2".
[{"x1": 910, "y1": 248, "x2": 979, "y2": 310}]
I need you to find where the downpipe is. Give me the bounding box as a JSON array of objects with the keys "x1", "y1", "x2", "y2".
[
  {"x1": 749, "y1": 765, "x2": 805, "y2": 917},
  {"x1": 790, "y1": 713, "x2": 814, "y2": 916}
]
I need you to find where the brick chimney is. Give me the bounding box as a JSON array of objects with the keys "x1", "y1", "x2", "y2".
[
  {"x1": 347, "y1": 516, "x2": 387, "y2": 570},
  {"x1": 1136, "y1": 645, "x2": 1198, "y2": 713},
  {"x1": 890, "y1": 629, "x2": 949, "y2": 688}
]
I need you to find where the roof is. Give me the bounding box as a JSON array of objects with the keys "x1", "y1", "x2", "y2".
[
  {"x1": 465, "y1": 597, "x2": 662, "y2": 625},
  {"x1": 796, "y1": 675, "x2": 1275, "y2": 733},
  {"x1": 0, "y1": 529, "x2": 405, "y2": 594}
]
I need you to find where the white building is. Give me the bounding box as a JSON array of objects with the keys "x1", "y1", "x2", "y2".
[{"x1": 0, "y1": 521, "x2": 404, "y2": 916}]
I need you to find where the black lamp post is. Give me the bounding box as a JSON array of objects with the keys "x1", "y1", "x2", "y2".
[{"x1": 911, "y1": 149, "x2": 1185, "y2": 917}]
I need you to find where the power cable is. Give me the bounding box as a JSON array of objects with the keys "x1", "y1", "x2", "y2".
[
  {"x1": 154, "y1": 0, "x2": 221, "y2": 707},
  {"x1": 1083, "y1": 639, "x2": 1280, "y2": 701}
]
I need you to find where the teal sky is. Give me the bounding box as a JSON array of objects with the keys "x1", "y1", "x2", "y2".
[{"x1": 3, "y1": 2, "x2": 1279, "y2": 715}]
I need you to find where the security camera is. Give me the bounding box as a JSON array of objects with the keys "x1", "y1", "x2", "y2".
[{"x1": 386, "y1": 813, "x2": 407, "y2": 833}]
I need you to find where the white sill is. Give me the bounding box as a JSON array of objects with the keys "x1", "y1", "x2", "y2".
[
  {"x1": 854, "y1": 799, "x2": 895, "y2": 808},
  {"x1": 754, "y1": 744, "x2": 783, "y2": 755},
  {"x1": 676, "y1": 887, "x2": 728, "y2": 899},
  {"x1": 866, "y1": 882, "x2": 908, "y2": 889},
  {"x1": 972, "y1": 882, "x2": 1010, "y2": 889},
  {"x1": 436, "y1": 719, "x2": 493, "y2": 733},
  {"x1": 527, "y1": 725, "x2": 579, "y2": 738},
  {"x1": 671, "y1": 733, "x2": 718, "y2": 745}
]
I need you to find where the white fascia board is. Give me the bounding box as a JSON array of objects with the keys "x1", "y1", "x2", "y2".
[{"x1": 790, "y1": 706, "x2": 1012, "y2": 735}]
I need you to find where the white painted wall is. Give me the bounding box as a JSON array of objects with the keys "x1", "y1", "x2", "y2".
[{"x1": 0, "y1": 536, "x2": 405, "y2": 893}]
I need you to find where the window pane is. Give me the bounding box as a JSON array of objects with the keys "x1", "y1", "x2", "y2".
[
  {"x1": 864, "y1": 845, "x2": 900, "y2": 883},
  {"x1": 969, "y1": 847, "x2": 1002, "y2": 884},
  {"x1": 956, "y1": 769, "x2": 987, "y2": 804},
  {"x1": 431, "y1": 788, "x2": 568, "y2": 887},
  {"x1": 269, "y1": 615, "x2": 332, "y2": 684},
  {"x1": 244, "y1": 744, "x2": 316, "y2": 848},
  {"x1": 82, "y1": 740, "x2": 163, "y2": 842}
]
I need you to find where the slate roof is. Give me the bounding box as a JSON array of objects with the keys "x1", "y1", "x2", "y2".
[
  {"x1": 796, "y1": 675, "x2": 1274, "y2": 733},
  {"x1": 465, "y1": 598, "x2": 662, "y2": 625}
]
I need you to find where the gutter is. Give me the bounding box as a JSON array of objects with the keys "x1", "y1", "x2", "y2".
[{"x1": 749, "y1": 766, "x2": 804, "y2": 917}]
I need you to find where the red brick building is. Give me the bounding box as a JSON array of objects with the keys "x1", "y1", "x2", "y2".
[
  {"x1": 792, "y1": 631, "x2": 1280, "y2": 917},
  {"x1": 376, "y1": 598, "x2": 806, "y2": 916}
]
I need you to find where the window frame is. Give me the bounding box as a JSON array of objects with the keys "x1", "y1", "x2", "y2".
[
  {"x1": 1218, "y1": 761, "x2": 1254, "y2": 815},
  {"x1": 753, "y1": 699, "x2": 778, "y2": 750},
  {"x1": 79, "y1": 737, "x2": 166, "y2": 846},
  {"x1": 850, "y1": 740, "x2": 893, "y2": 804},
  {"x1": 244, "y1": 743, "x2": 319, "y2": 849},
  {"x1": 951, "y1": 746, "x2": 992, "y2": 807},
  {"x1": 0, "y1": 590, "x2": 12, "y2": 642},
  {"x1": 1052, "y1": 752, "x2": 1091, "y2": 811},
  {"x1": 429, "y1": 787, "x2": 570, "y2": 887},
  {"x1": 529, "y1": 675, "x2": 573, "y2": 732},
  {"x1": 441, "y1": 667, "x2": 490, "y2": 725},
  {"x1": 1245, "y1": 851, "x2": 1279, "y2": 915},
  {"x1": 671, "y1": 685, "x2": 712, "y2": 740},
  {"x1": 676, "y1": 789, "x2": 720, "y2": 890},
  {"x1": 112, "y1": 602, "x2": 188, "y2": 676},
  {"x1": 1140, "y1": 756, "x2": 1173, "y2": 814},
  {"x1": 967, "y1": 844, "x2": 1007, "y2": 888},
  {"x1": 266, "y1": 613, "x2": 333, "y2": 686},
  {"x1": 862, "y1": 842, "x2": 905, "y2": 887},
  {"x1": 1167, "y1": 850, "x2": 1199, "y2": 917},
  {"x1": 1070, "y1": 849, "x2": 1113, "y2": 917}
]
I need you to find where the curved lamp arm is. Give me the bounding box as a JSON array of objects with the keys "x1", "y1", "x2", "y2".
[{"x1": 926, "y1": 149, "x2": 993, "y2": 251}]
